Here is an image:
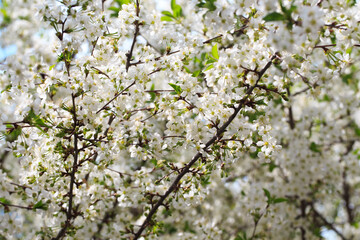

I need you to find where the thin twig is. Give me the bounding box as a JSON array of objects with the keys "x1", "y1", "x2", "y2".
[
  {"x1": 0, "y1": 202, "x2": 36, "y2": 210},
  {"x1": 96, "y1": 81, "x2": 136, "y2": 114},
  {"x1": 125, "y1": 0, "x2": 140, "y2": 71},
  {"x1": 311, "y1": 204, "x2": 347, "y2": 240},
  {"x1": 52, "y1": 94, "x2": 80, "y2": 240}
]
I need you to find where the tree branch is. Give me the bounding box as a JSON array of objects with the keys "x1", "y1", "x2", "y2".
[
  {"x1": 52, "y1": 94, "x2": 80, "y2": 240},
  {"x1": 133, "y1": 54, "x2": 277, "y2": 239},
  {"x1": 125, "y1": 0, "x2": 140, "y2": 72},
  {"x1": 311, "y1": 204, "x2": 348, "y2": 240}
]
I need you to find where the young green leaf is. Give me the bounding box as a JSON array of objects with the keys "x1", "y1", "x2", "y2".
[
  {"x1": 161, "y1": 16, "x2": 174, "y2": 22},
  {"x1": 169, "y1": 83, "x2": 182, "y2": 94},
  {"x1": 196, "y1": 0, "x2": 217, "y2": 11},
  {"x1": 309, "y1": 142, "x2": 321, "y2": 153},
  {"x1": 171, "y1": 0, "x2": 183, "y2": 18},
  {"x1": 33, "y1": 200, "x2": 48, "y2": 210},
  {"x1": 212, "y1": 43, "x2": 219, "y2": 60},
  {"x1": 162, "y1": 10, "x2": 174, "y2": 18},
  {"x1": 263, "y1": 188, "x2": 271, "y2": 200},
  {"x1": 263, "y1": 12, "x2": 285, "y2": 22}
]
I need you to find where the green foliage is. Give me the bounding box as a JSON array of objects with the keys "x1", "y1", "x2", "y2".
[
  {"x1": 309, "y1": 142, "x2": 321, "y2": 153},
  {"x1": 196, "y1": 0, "x2": 217, "y2": 11},
  {"x1": 263, "y1": 188, "x2": 288, "y2": 205},
  {"x1": 347, "y1": 0, "x2": 356, "y2": 6},
  {"x1": 262, "y1": 161, "x2": 279, "y2": 172},
  {"x1": 109, "y1": 0, "x2": 132, "y2": 17},
  {"x1": 184, "y1": 221, "x2": 196, "y2": 233},
  {"x1": 147, "y1": 83, "x2": 156, "y2": 103},
  {"x1": 235, "y1": 231, "x2": 249, "y2": 240},
  {"x1": 33, "y1": 200, "x2": 48, "y2": 210},
  {"x1": 201, "y1": 44, "x2": 220, "y2": 72},
  {"x1": 161, "y1": 0, "x2": 183, "y2": 22},
  {"x1": 24, "y1": 109, "x2": 52, "y2": 132},
  {"x1": 169, "y1": 83, "x2": 182, "y2": 95},
  {"x1": 211, "y1": 43, "x2": 219, "y2": 60},
  {"x1": 263, "y1": 0, "x2": 297, "y2": 30},
  {"x1": 242, "y1": 110, "x2": 266, "y2": 123},
  {"x1": 0, "y1": 197, "x2": 11, "y2": 205},
  {"x1": 0, "y1": 0, "x2": 11, "y2": 28},
  {"x1": 263, "y1": 12, "x2": 285, "y2": 22},
  {"x1": 171, "y1": 0, "x2": 183, "y2": 18},
  {"x1": 4, "y1": 125, "x2": 22, "y2": 142}
]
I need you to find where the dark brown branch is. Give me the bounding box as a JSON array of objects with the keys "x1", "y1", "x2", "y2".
[
  {"x1": 91, "y1": 66, "x2": 111, "y2": 79},
  {"x1": 203, "y1": 34, "x2": 223, "y2": 44},
  {"x1": 0, "y1": 150, "x2": 9, "y2": 170},
  {"x1": 250, "y1": 204, "x2": 269, "y2": 240},
  {"x1": 133, "y1": 54, "x2": 277, "y2": 239},
  {"x1": 141, "y1": 109, "x2": 162, "y2": 123},
  {"x1": 106, "y1": 167, "x2": 132, "y2": 177},
  {"x1": 0, "y1": 201, "x2": 36, "y2": 210},
  {"x1": 342, "y1": 140, "x2": 355, "y2": 224},
  {"x1": 311, "y1": 205, "x2": 347, "y2": 240},
  {"x1": 292, "y1": 87, "x2": 311, "y2": 96},
  {"x1": 101, "y1": 0, "x2": 106, "y2": 12},
  {"x1": 125, "y1": 0, "x2": 140, "y2": 71},
  {"x1": 93, "y1": 198, "x2": 118, "y2": 240},
  {"x1": 314, "y1": 44, "x2": 336, "y2": 49},
  {"x1": 10, "y1": 182, "x2": 32, "y2": 189},
  {"x1": 286, "y1": 87, "x2": 295, "y2": 129},
  {"x1": 203, "y1": 25, "x2": 248, "y2": 44},
  {"x1": 342, "y1": 171, "x2": 354, "y2": 224},
  {"x1": 52, "y1": 94, "x2": 79, "y2": 240},
  {"x1": 311, "y1": 204, "x2": 347, "y2": 240},
  {"x1": 130, "y1": 50, "x2": 180, "y2": 67}
]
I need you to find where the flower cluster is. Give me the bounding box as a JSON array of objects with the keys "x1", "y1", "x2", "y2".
[{"x1": 1, "y1": 0, "x2": 360, "y2": 239}]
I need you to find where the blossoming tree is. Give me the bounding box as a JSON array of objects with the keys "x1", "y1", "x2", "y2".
[{"x1": 1, "y1": 0, "x2": 360, "y2": 239}]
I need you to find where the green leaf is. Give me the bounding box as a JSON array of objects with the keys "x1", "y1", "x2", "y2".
[
  {"x1": 1, "y1": 84, "x2": 12, "y2": 93},
  {"x1": 263, "y1": 188, "x2": 271, "y2": 200},
  {"x1": 161, "y1": 10, "x2": 174, "y2": 17},
  {"x1": 0, "y1": 197, "x2": 11, "y2": 205},
  {"x1": 24, "y1": 109, "x2": 51, "y2": 129},
  {"x1": 192, "y1": 70, "x2": 201, "y2": 77},
  {"x1": 147, "y1": 84, "x2": 156, "y2": 103},
  {"x1": 5, "y1": 126, "x2": 22, "y2": 142},
  {"x1": 169, "y1": 83, "x2": 182, "y2": 94},
  {"x1": 184, "y1": 221, "x2": 196, "y2": 233},
  {"x1": 206, "y1": 58, "x2": 217, "y2": 64},
  {"x1": 211, "y1": 43, "x2": 219, "y2": 60},
  {"x1": 196, "y1": 0, "x2": 217, "y2": 11},
  {"x1": 347, "y1": 0, "x2": 356, "y2": 6},
  {"x1": 108, "y1": 6, "x2": 120, "y2": 11},
  {"x1": 161, "y1": 16, "x2": 174, "y2": 22},
  {"x1": 309, "y1": 142, "x2": 321, "y2": 153},
  {"x1": 204, "y1": 64, "x2": 214, "y2": 71},
  {"x1": 255, "y1": 99, "x2": 267, "y2": 106},
  {"x1": 200, "y1": 175, "x2": 211, "y2": 186},
  {"x1": 273, "y1": 198, "x2": 288, "y2": 204},
  {"x1": 262, "y1": 162, "x2": 278, "y2": 172},
  {"x1": 49, "y1": 64, "x2": 56, "y2": 71},
  {"x1": 171, "y1": 0, "x2": 183, "y2": 18},
  {"x1": 109, "y1": 0, "x2": 131, "y2": 17},
  {"x1": 292, "y1": 54, "x2": 305, "y2": 63},
  {"x1": 263, "y1": 12, "x2": 285, "y2": 22},
  {"x1": 33, "y1": 200, "x2": 48, "y2": 210},
  {"x1": 235, "y1": 231, "x2": 248, "y2": 240}
]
